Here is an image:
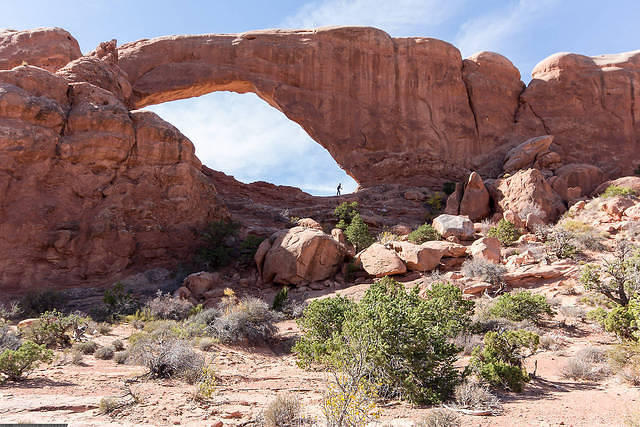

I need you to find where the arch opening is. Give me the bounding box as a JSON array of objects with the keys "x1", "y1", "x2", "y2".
[{"x1": 145, "y1": 91, "x2": 358, "y2": 197}]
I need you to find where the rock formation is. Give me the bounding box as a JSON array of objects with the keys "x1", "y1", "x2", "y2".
[{"x1": 0, "y1": 26, "x2": 639, "y2": 292}]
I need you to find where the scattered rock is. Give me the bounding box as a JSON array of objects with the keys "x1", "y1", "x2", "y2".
[
  {"x1": 459, "y1": 172, "x2": 491, "y2": 221},
  {"x1": 357, "y1": 243, "x2": 407, "y2": 277},
  {"x1": 432, "y1": 214, "x2": 475, "y2": 241},
  {"x1": 503, "y1": 135, "x2": 553, "y2": 173},
  {"x1": 469, "y1": 237, "x2": 501, "y2": 263}
]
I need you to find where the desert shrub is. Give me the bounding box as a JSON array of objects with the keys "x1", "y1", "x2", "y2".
[
  {"x1": 580, "y1": 242, "x2": 640, "y2": 307},
  {"x1": 129, "y1": 335, "x2": 204, "y2": 383},
  {"x1": 608, "y1": 343, "x2": 640, "y2": 385},
  {"x1": 453, "y1": 334, "x2": 484, "y2": 356},
  {"x1": 558, "y1": 305, "x2": 587, "y2": 322},
  {"x1": 189, "y1": 308, "x2": 220, "y2": 327},
  {"x1": 377, "y1": 230, "x2": 399, "y2": 245},
  {"x1": 297, "y1": 278, "x2": 474, "y2": 404},
  {"x1": 469, "y1": 329, "x2": 539, "y2": 391},
  {"x1": 99, "y1": 397, "x2": 120, "y2": 414},
  {"x1": 95, "y1": 346, "x2": 114, "y2": 360},
  {"x1": 263, "y1": 394, "x2": 303, "y2": 427},
  {"x1": 142, "y1": 291, "x2": 193, "y2": 321},
  {"x1": 96, "y1": 322, "x2": 112, "y2": 335},
  {"x1": 453, "y1": 379, "x2": 501, "y2": 412},
  {"x1": 271, "y1": 286, "x2": 289, "y2": 312},
  {"x1": 112, "y1": 339, "x2": 124, "y2": 351},
  {"x1": 196, "y1": 220, "x2": 240, "y2": 269},
  {"x1": 442, "y1": 182, "x2": 456, "y2": 196},
  {"x1": 102, "y1": 283, "x2": 140, "y2": 321},
  {"x1": 194, "y1": 364, "x2": 216, "y2": 401},
  {"x1": 208, "y1": 297, "x2": 278, "y2": 345},
  {"x1": 294, "y1": 296, "x2": 355, "y2": 367},
  {"x1": 461, "y1": 259, "x2": 506, "y2": 286},
  {"x1": 0, "y1": 340, "x2": 53, "y2": 382},
  {"x1": 19, "y1": 289, "x2": 64, "y2": 317},
  {"x1": 416, "y1": 409, "x2": 460, "y2": 427},
  {"x1": 532, "y1": 223, "x2": 553, "y2": 242},
  {"x1": 545, "y1": 229, "x2": 579, "y2": 260},
  {"x1": 487, "y1": 219, "x2": 520, "y2": 246},
  {"x1": 198, "y1": 337, "x2": 217, "y2": 352},
  {"x1": 344, "y1": 213, "x2": 374, "y2": 251},
  {"x1": 539, "y1": 334, "x2": 561, "y2": 351},
  {"x1": 601, "y1": 185, "x2": 637, "y2": 198},
  {"x1": 73, "y1": 341, "x2": 98, "y2": 355},
  {"x1": 586, "y1": 307, "x2": 608, "y2": 326},
  {"x1": 0, "y1": 323, "x2": 21, "y2": 351},
  {"x1": 0, "y1": 301, "x2": 22, "y2": 321},
  {"x1": 114, "y1": 351, "x2": 129, "y2": 364},
  {"x1": 71, "y1": 350, "x2": 84, "y2": 365},
  {"x1": 322, "y1": 372, "x2": 380, "y2": 427},
  {"x1": 23, "y1": 310, "x2": 89, "y2": 348},
  {"x1": 426, "y1": 192, "x2": 445, "y2": 212},
  {"x1": 562, "y1": 347, "x2": 607, "y2": 381},
  {"x1": 408, "y1": 224, "x2": 441, "y2": 244},
  {"x1": 239, "y1": 235, "x2": 265, "y2": 264},
  {"x1": 334, "y1": 201, "x2": 360, "y2": 230},
  {"x1": 489, "y1": 291, "x2": 553, "y2": 324},
  {"x1": 602, "y1": 305, "x2": 637, "y2": 341}
]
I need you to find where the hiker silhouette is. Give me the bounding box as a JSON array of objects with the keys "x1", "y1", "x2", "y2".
[{"x1": 336, "y1": 183, "x2": 342, "y2": 196}]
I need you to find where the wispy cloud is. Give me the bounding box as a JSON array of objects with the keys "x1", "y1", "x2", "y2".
[
  {"x1": 282, "y1": 0, "x2": 465, "y2": 36},
  {"x1": 454, "y1": 0, "x2": 560, "y2": 59},
  {"x1": 146, "y1": 92, "x2": 357, "y2": 196}
]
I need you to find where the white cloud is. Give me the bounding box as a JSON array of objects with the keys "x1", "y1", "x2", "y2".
[
  {"x1": 146, "y1": 92, "x2": 357, "y2": 196},
  {"x1": 282, "y1": 0, "x2": 465, "y2": 36},
  {"x1": 454, "y1": 0, "x2": 559, "y2": 59}
]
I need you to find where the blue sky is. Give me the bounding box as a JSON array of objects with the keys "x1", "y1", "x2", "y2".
[{"x1": 3, "y1": 0, "x2": 639, "y2": 195}]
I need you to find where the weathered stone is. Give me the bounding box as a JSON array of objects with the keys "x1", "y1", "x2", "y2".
[
  {"x1": 296, "y1": 218, "x2": 323, "y2": 230},
  {"x1": 602, "y1": 196, "x2": 635, "y2": 219},
  {"x1": 0, "y1": 28, "x2": 81, "y2": 72},
  {"x1": 459, "y1": 172, "x2": 490, "y2": 221},
  {"x1": 260, "y1": 227, "x2": 344, "y2": 285},
  {"x1": 432, "y1": 215, "x2": 475, "y2": 240},
  {"x1": 183, "y1": 272, "x2": 221, "y2": 299},
  {"x1": 469, "y1": 237, "x2": 501, "y2": 263},
  {"x1": 503, "y1": 135, "x2": 553, "y2": 173},
  {"x1": 357, "y1": 243, "x2": 407, "y2": 277},
  {"x1": 389, "y1": 241, "x2": 442, "y2": 272}
]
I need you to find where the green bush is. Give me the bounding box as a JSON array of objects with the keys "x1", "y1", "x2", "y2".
[
  {"x1": 487, "y1": 219, "x2": 520, "y2": 246},
  {"x1": 73, "y1": 341, "x2": 98, "y2": 355},
  {"x1": 294, "y1": 296, "x2": 355, "y2": 367},
  {"x1": 19, "y1": 289, "x2": 64, "y2": 317},
  {"x1": 101, "y1": 283, "x2": 140, "y2": 321},
  {"x1": 408, "y1": 224, "x2": 441, "y2": 244},
  {"x1": 489, "y1": 291, "x2": 553, "y2": 324},
  {"x1": 295, "y1": 278, "x2": 474, "y2": 404},
  {"x1": 239, "y1": 235, "x2": 265, "y2": 264},
  {"x1": 601, "y1": 185, "x2": 637, "y2": 198},
  {"x1": 580, "y1": 242, "x2": 640, "y2": 307},
  {"x1": 545, "y1": 229, "x2": 579, "y2": 260},
  {"x1": 196, "y1": 220, "x2": 240, "y2": 269},
  {"x1": 23, "y1": 310, "x2": 89, "y2": 348},
  {"x1": 0, "y1": 340, "x2": 53, "y2": 382},
  {"x1": 603, "y1": 305, "x2": 637, "y2": 341},
  {"x1": 469, "y1": 330, "x2": 539, "y2": 391},
  {"x1": 344, "y1": 213, "x2": 374, "y2": 252},
  {"x1": 334, "y1": 201, "x2": 360, "y2": 230},
  {"x1": 271, "y1": 286, "x2": 289, "y2": 312}
]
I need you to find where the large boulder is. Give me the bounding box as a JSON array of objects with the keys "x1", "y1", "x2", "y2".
[
  {"x1": 551, "y1": 163, "x2": 605, "y2": 201},
  {"x1": 0, "y1": 28, "x2": 81, "y2": 72},
  {"x1": 592, "y1": 176, "x2": 640, "y2": 196},
  {"x1": 259, "y1": 226, "x2": 344, "y2": 285},
  {"x1": 432, "y1": 215, "x2": 475, "y2": 241},
  {"x1": 357, "y1": 243, "x2": 406, "y2": 277},
  {"x1": 182, "y1": 271, "x2": 222, "y2": 300},
  {"x1": 503, "y1": 135, "x2": 553, "y2": 173},
  {"x1": 459, "y1": 172, "x2": 490, "y2": 221},
  {"x1": 469, "y1": 237, "x2": 501, "y2": 263},
  {"x1": 487, "y1": 169, "x2": 566, "y2": 223},
  {"x1": 389, "y1": 241, "x2": 441, "y2": 271}
]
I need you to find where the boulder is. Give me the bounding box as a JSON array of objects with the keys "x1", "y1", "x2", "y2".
[
  {"x1": 463, "y1": 282, "x2": 494, "y2": 295},
  {"x1": 552, "y1": 163, "x2": 605, "y2": 201},
  {"x1": 592, "y1": 176, "x2": 640, "y2": 196},
  {"x1": 0, "y1": 28, "x2": 81, "y2": 72},
  {"x1": 296, "y1": 218, "x2": 323, "y2": 230},
  {"x1": 444, "y1": 183, "x2": 463, "y2": 215},
  {"x1": 357, "y1": 243, "x2": 407, "y2": 277},
  {"x1": 502, "y1": 262, "x2": 578, "y2": 288},
  {"x1": 259, "y1": 226, "x2": 344, "y2": 285},
  {"x1": 331, "y1": 228, "x2": 346, "y2": 244},
  {"x1": 182, "y1": 272, "x2": 221, "y2": 299},
  {"x1": 389, "y1": 241, "x2": 442, "y2": 271},
  {"x1": 432, "y1": 215, "x2": 475, "y2": 241},
  {"x1": 503, "y1": 135, "x2": 553, "y2": 173},
  {"x1": 602, "y1": 196, "x2": 635, "y2": 219},
  {"x1": 420, "y1": 240, "x2": 469, "y2": 258},
  {"x1": 459, "y1": 172, "x2": 491, "y2": 221},
  {"x1": 488, "y1": 169, "x2": 566, "y2": 223},
  {"x1": 469, "y1": 237, "x2": 501, "y2": 263}
]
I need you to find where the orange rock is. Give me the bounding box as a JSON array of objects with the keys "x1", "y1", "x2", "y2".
[{"x1": 357, "y1": 243, "x2": 406, "y2": 278}]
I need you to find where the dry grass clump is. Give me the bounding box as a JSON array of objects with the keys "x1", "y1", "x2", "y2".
[
  {"x1": 562, "y1": 346, "x2": 608, "y2": 381},
  {"x1": 95, "y1": 346, "x2": 115, "y2": 360},
  {"x1": 461, "y1": 259, "x2": 506, "y2": 286},
  {"x1": 111, "y1": 339, "x2": 124, "y2": 351},
  {"x1": 453, "y1": 379, "x2": 501, "y2": 412},
  {"x1": 71, "y1": 350, "x2": 84, "y2": 365},
  {"x1": 539, "y1": 334, "x2": 562, "y2": 351},
  {"x1": 198, "y1": 337, "x2": 217, "y2": 352},
  {"x1": 114, "y1": 351, "x2": 129, "y2": 365},
  {"x1": 129, "y1": 335, "x2": 204, "y2": 383},
  {"x1": 209, "y1": 297, "x2": 278, "y2": 345},
  {"x1": 608, "y1": 344, "x2": 640, "y2": 386},
  {"x1": 416, "y1": 409, "x2": 461, "y2": 427},
  {"x1": 142, "y1": 291, "x2": 194, "y2": 321},
  {"x1": 73, "y1": 341, "x2": 98, "y2": 355},
  {"x1": 263, "y1": 394, "x2": 304, "y2": 427}
]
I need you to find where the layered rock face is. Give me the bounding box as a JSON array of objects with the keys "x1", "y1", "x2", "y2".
[
  {"x1": 0, "y1": 26, "x2": 639, "y2": 293},
  {"x1": 0, "y1": 30, "x2": 227, "y2": 292},
  {"x1": 116, "y1": 27, "x2": 640, "y2": 187}
]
